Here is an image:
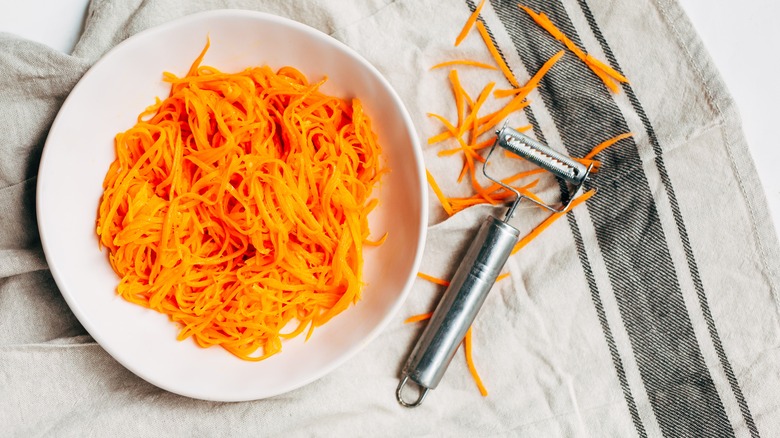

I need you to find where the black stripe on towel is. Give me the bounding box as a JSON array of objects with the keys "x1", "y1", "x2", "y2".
[
  {"x1": 489, "y1": 1, "x2": 735, "y2": 436},
  {"x1": 464, "y1": 1, "x2": 646, "y2": 436},
  {"x1": 573, "y1": 1, "x2": 759, "y2": 436}
]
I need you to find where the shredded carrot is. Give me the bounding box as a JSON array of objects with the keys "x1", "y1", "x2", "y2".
[
  {"x1": 403, "y1": 311, "x2": 488, "y2": 396},
  {"x1": 432, "y1": 59, "x2": 498, "y2": 71},
  {"x1": 461, "y1": 81, "x2": 496, "y2": 138},
  {"x1": 496, "y1": 272, "x2": 510, "y2": 282},
  {"x1": 475, "y1": 21, "x2": 520, "y2": 88},
  {"x1": 493, "y1": 86, "x2": 532, "y2": 99},
  {"x1": 584, "y1": 132, "x2": 633, "y2": 159},
  {"x1": 426, "y1": 169, "x2": 454, "y2": 216},
  {"x1": 464, "y1": 326, "x2": 488, "y2": 396},
  {"x1": 438, "y1": 137, "x2": 496, "y2": 156},
  {"x1": 417, "y1": 272, "x2": 451, "y2": 287},
  {"x1": 523, "y1": 50, "x2": 565, "y2": 91},
  {"x1": 404, "y1": 312, "x2": 488, "y2": 397},
  {"x1": 475, "y1": 96, "x2": 530, "y2": 136},
  {"x1": 364, "y1": 232, "x2": 389, "y2": 246},
  {"x1": 96, "y1": 42, "x2": 385, "y2": 361},
  {"x1": 474, "y1": 50, "x2": 562, "y2": 136},
  {"x1": 404, "y1": 312, "x2": 434, "y2": 324},
  {"x1": 448, "y1": 70, "x2": 466, "y2": 128},
  {"x1": 511, "y1": 189, "x2": 596, "y2": 254},
  {"x1": 518, "y1": 5, "x2": 628, "y2": 92},
  {"x1": 455, "y1": 0, "x2": 487, "y2": 46}
]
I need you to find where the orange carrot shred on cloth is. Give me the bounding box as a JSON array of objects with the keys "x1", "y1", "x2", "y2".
[
  {"x1": 455, "y1": 0, "x2": 487, "y2": 46},
  {"x1": 493, "y1": 86, "x2": 532, "y2": 99},
  {"x1": 426, "y1": 169, "x2": 455, "y2": 216},
  {"x1": 464, "y1": 326, "x2": 488, "y2": 396},
  {"x1": 404, "y1": 312, "x2": 434, "y2": 324},
  {"x1": 432, "y1": 59, "x2": 498, "y2": 71},
  {"x1": 512, "y1": 189, "x2": 596, "y2": 254},
  {"x1": 96, "y1": 42, "x2": 386, "y2": 361},
  {"x1": 574, "y1": 158, "x2": 602, "y2": 173},
  {"x1": 584, "y1": 132, "x2": 633, "y2": 159},
  {"x1": 417, "y1": 272, "x2": 451, "y2": 287},
  {"x1": 524, "y1": 49, "x2": 565, "y2": 90},
  {"x1": 438, "y1": 137, "x2": 496, "y2": 156},
  {"x1": 448, "y1": 70, "x2": 467, "y2": 128},
  {"x1": 518, "y1": 5, "x2": 628, "y2": 92},
  {"x1": 475, "y1": 21, "x2": 521, "y2": 88},
  {"x1": 402, "y1": 311, "x2": 488, "y2": 395}
]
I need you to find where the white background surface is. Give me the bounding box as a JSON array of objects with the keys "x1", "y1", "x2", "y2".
[{"x1": 1, "y1": 0, "x2": 778, "y2": 235}]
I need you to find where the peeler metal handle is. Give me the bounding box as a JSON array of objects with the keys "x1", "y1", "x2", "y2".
[{"x1": 396, "y1": 216, "x2": 519, "y2": 407}]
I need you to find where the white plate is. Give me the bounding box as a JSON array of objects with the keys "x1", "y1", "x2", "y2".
[{"x1": 37, "y1": 10, "x2": 426, "y2": 402}]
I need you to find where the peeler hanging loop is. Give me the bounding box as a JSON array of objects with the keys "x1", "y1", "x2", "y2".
[{"x1": 396, "y1": 375, "x2": 430, "y2": 408}]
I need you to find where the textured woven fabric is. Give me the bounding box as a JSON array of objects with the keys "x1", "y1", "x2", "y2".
[{"x1": 2, "y1": 0, "x2": 779, "y2": 436}]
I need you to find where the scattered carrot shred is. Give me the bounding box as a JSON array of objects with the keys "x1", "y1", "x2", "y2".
[
  {"x1": 475, "y1": 21, "x2": 521, "y2": 88},
  {"x1": 455, "y1": 0, "x2": 487, "y2": 46},
  {"x1": 448, "y1": 70, "x2": 466, "y2": 128},
  {"x1": 96, "y1": 41, "x2": 385, "y2": 361},
  {"x1": 524, "y1": 50, "x2": 565, "y2": 91},
  {"x1": 464, "y1": 326, "x2": 488, "y2": 396},
  {"x1": 404, "y1": 312, "x2": 434, "y2": 324},
  {"x1": 496, "y1": 272, "x2": 510, "y2": 282},
  {"x1": 417, "y1": 272, "x2": 451, "y2": 287},
  {"x1": 431, "y1": 59, "x2": 498, "y2": 70},
  {"x1": 518, "y1": 5, "x2": 628, "y2": 92},
  {"x1": 584, "y1": 132, "x2": 633, "y2": 159},
  {"x1": 403, "y1": 311, "x2": 488, "y2": 396},
  {"x1": 426, "y1": 169, "x2": 454, "y2": 216},
  {"x1": 511, "y1": 189, "x2": 596, "y2": 254}
]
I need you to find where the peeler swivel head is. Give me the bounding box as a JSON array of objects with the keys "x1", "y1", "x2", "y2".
[{"x1": 483, "y1": 126, "x2": 594, "y2": 221}]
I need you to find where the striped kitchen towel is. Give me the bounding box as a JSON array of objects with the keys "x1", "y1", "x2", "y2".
[{"x1": 1, "y1": 0, "x2": 778, "y2": 436}]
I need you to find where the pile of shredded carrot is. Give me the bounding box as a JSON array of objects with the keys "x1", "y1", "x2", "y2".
[
  {"x1": 410, "y1": 4, "x2": 633, "y2": 397},
  {"x1": 96, "y1": 41, "x2": 385, "y2": 361}
]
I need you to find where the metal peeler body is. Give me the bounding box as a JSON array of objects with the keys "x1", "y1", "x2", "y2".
[{"x1": 397, "y1": 126, "x2": 593, "y2": 408}]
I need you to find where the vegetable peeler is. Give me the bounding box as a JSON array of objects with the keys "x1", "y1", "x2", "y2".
[{"x1": 396, "y1": 126, "x2": 593, "y2": 407}]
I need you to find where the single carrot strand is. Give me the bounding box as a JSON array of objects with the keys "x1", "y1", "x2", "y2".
[
  {"x1": 426, "y1": 169, "x2": 455, "y2": 216},
  {"x1": 417, "y1": 272, "x2": 451, "y2": 287},
  {"x1": 448, "y1": 70, "x2": 466, "y2": 128},
  {"x1": 524, "y1": 50, "x2": 565, "y2": 90},
  {"x1": 493, "y1": 86, "x2": 532, "y2": 99},
  {"x1": 475, "y1": 21, "x2": 520, "y2": 88},
  {"x1": 404, "y1": 312, "x2": 434, "y2": 324},
  {"x1": 496, "y1": 272, "x2": 510, "y2": 282},
  {"x1": 511, "y1": 189, "x2": 596, "y2": 254},
  {"x1": 464, "y1": 326, "x2": 488, "y2": 396},
  {"x1": 584, "y1": 132, "x2": 633, "y2": 159},
  {"x1": 432, "y1": 59, "x2": 498, "y2": 71},
  {"x1": 455, "y1": 0, "x2": 487, "y2": 46},
  {"x1": 585, "y1": 53, "x2": 629, "y2": 83},
  {"x1": 364, "y1": 232, "x2": 389, "y2": 246}
]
